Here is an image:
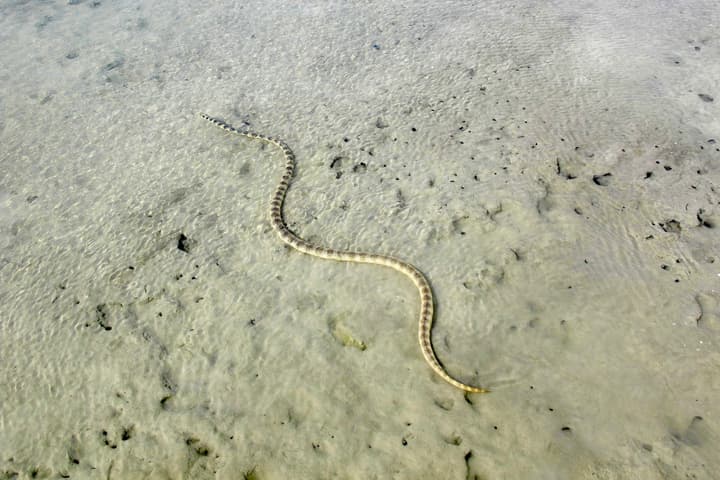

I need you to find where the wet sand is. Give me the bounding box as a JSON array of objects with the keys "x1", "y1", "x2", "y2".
[{"x1": 1, "y1": 0, "x2": 719, "y2": 478}]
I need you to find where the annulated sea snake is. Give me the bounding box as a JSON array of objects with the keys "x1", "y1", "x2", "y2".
[{"x1": 201, "y1": 113, "x2": 488, "y2": 393}]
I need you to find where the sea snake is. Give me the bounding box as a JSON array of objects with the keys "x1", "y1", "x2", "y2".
[{"x1": 201, "y1": 113, "x2": 487, "y2": 393}]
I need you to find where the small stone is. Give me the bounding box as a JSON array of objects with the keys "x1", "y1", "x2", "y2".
[
  {"x1": 592, "y1": 172, "x2": 612, "y2": 186},
  {"x1": 698, "y1": 93, "x2": 714, "y2": 103}
]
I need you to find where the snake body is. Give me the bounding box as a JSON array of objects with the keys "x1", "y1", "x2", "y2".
[{"x1": 201, "y1": 113, "x2": 487, "y2": 393}]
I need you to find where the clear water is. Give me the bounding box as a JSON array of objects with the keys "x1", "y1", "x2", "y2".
[{"x1": 1, "y1": 0, "x2": 719, "y2": 478}]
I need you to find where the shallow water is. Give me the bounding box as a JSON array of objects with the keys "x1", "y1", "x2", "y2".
[{"x1": 1, "y1": 0, "x2": 719, "y2": 478}]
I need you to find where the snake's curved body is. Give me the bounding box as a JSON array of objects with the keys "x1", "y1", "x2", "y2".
[{"x1": 201, "y1": 113, "x2": 487, "y2": 393}]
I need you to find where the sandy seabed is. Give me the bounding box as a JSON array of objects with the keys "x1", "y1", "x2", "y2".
[{"x1": 1, "y1": 0, "x2": 719, "y2": 478}]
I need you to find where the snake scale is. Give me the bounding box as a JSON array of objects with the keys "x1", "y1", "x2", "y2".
[{"x1": 201, "y1": 113, "x2": 487, "y2": 393}]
